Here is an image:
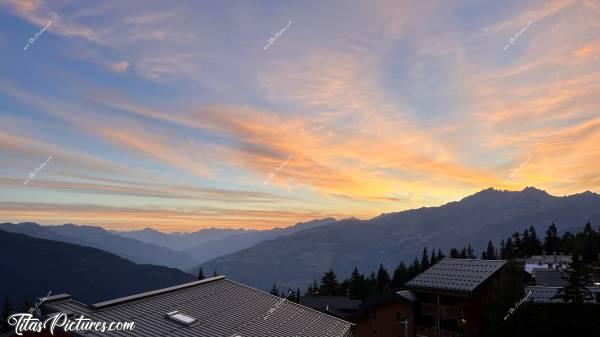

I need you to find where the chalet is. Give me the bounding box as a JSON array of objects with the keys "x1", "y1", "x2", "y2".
[
  {"x1": 39, "y1": 276, "x2": 353, "y2": 337},
  {"x1": 405, "y1": 258, "x2": 506, "y2": 337},
  {"x1": 352, "y1": 290, "x2": 415, "y2": 337}
]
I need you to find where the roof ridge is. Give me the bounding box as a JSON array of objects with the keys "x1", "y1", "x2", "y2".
[{"x1": 91, "y1": 275, "x2": 226, "y2": 309}]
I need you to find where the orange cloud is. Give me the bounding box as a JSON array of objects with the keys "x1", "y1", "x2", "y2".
[{"x1": 0, "y1": 202, "x2": 343, "y2": 231}]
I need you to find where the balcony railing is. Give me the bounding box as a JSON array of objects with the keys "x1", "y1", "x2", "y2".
[
  {"x1": 420, "y1": 303, "x2": 462, "y2": 320},
  {"x1": 416, "y1": 326, "x2": 465, "y2": 337}
]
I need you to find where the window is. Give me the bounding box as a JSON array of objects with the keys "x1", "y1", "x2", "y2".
[{"x1": 166, "y1": 311, "x2": 197, "y2": 325}]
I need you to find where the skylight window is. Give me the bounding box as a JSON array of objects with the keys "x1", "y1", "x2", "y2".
[{"x1": 166, "y1": 311, "x2": 197, "y2": 325}]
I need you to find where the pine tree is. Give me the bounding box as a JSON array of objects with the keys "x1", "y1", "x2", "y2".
[
  {"x1": 437, "y1": 249, "x2": 444, "y2": 261},
  {"x1": 512, "y1": 232, "x2": 522, "y2": 258},
  {"x1": 528, "y1": 226, "x2": 542, "y2": 255},
  {"x1": 449, "y1": 248, "x2": 460, "y2": 258},
  {"x1": 522, "y1": 228, "x2": 531, "y2": 256},
  {"x1": 505, "y1": 238, "x2": 514, "y2": 259},
  {"x1": 459, "y1": 247, "x2": 467, "y2": 259},
  {"x1": 296, "y1": 288, "x2": 301, "y2": 303},
  {"x1": 197, "y1": 267, "x2": 205, "y2": 280},
  {"x1": 467, "y1": 244, "x2": 475, "y2": 259},
  {"x1": 580, "y1": 223, "x2": 599, "y2": 262},
  {"x1": 270, "y1": 283, "x2": 280, "y2": 296},
  {"x1": 376, "y1": 263, "x2": 391, "y2": 292},
  {"x1": 421, "y1": 247, "x2": 430, "y2": 269},
  {"x1": 553, "y1": 254, "x2": 593, "y2": 304},
  {"x1": 499, "y1": 239, "x2": 506, "y2": 259},
  {"x1": 485, "y1": 240, "x2": 497, "y2": 259},
  {"x1": 430, "y1": 250, "x2": 438, "y2": 265},
  {"x1": 349, "y1": 267, "x2": 367, "y2": 299},
  {"x1": 561, "y1": 232, "x2": 575, "y2": 254},
  {"x1": 392, "y1": 262, "x2": 408, "y2": 288},
  {"x1": 212, "y1": 270, "x2": 218, "y2": 277},
  {"x1": 543, "y1": 223, "x2": 560, "y2": 254},
  {"x1": 411, "y1": 257, "x2": 421, "y2": 275},
  {"x1": 367, "y1": 272, "x2": 378, "y2": 296},
  {"x1": 320, "y1": 269, "x2": 340, "y2": 296}
]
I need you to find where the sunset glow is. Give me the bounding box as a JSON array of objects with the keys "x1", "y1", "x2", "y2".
[{"x1": 1, "y1": 0, "x2": 599, "y2": 231}]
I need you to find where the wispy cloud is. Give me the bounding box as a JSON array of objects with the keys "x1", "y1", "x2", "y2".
[{"x1": 1, "y1": 0, "x2": 599, "y2": 230}]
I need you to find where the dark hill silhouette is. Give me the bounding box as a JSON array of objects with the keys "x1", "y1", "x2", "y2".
[
  {"x1": 0, "y1": 229, "x2": 195, "y2": 306},
  {"x1": 0, "y1": 222, "x2": 198, "y2": 270}
]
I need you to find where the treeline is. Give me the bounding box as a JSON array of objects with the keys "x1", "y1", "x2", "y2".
[
  {"x1": 299, "y1": 247, "x2": 457, "y2": 301},
  {"x1": 297, "y1": 222, "x2": 600, "y2": 301},
  {"x1": 480, "y1": 222, "x2": 600, "y2": 262}
]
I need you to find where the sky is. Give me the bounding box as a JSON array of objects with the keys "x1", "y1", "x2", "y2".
[{"x1": 0, "y1": 0, "x2": 599, "y2": 232}]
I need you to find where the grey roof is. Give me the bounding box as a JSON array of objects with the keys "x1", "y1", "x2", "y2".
[
  {"x1": 300, "y1": 296, "x2": 362, "y2": 311},
  {"x1": 406, "y1": 258, "x2": 507, "y2": 293},
  {"x1": 42, "y1": 276, "x2": 353, "y2": 337},
  {"x1": 526, "y1": 255, "x2": 572, "y2": 264},
  {"x1": 531, "y1": 268, "x2": 567, "y2": 287},
  {"x1": 526, "y1": 286, "x2": 600, "y2": 304},
  {"x1": 524, "y1": 286, "x2": 564, "y2": 304}
]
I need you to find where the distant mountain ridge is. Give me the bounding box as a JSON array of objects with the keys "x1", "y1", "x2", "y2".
[
  {"x1": 0, "y1": 229, "x2": 195, "y2": 305},
  {"x1": 115, "y1": 218, "x2": 337, "y2": 263},
  {"x1": 0, "y1": 222, "x2": 199, "y2": 270},
  {"x1": 199, "y1": 187, "x2": 600, "y2": 291},
  {"x1": 111, "y1": 227, "x2": 247, "y2": 251}
]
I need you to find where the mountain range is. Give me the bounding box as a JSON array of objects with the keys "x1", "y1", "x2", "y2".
[
  {"x1": 199, "y1": 187, "x2": 600, "y2": 291},
  {"x1": 114, "y1": 218, "x2": 337, "y2": 263},
  {"x1": 0, "y1": 222, "x2": 199, "y2": 270},
  {"x1": 4, "y1": 187, "x2": 600, "y2": 297},
  {"x1": 0, "y1": 229, "x2": 195, "y2": 306}
]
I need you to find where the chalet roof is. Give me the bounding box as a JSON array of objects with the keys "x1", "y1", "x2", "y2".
[
  {"x1": 42, "y1": 276, "x2": 353, "y2": 337},
  {"x1": 526, "y1": 286, "x2": 600, "y2": 304},
  {"x1": 299, "y1": 296, "x2": 362, "y2": 320},
  {"x1": 526, "y1": 255, "x2": 572, "y2": 264},
  {"x1": 525, "y1": 286, "x2": 564, "y2": 304},
  {"x1": 532, "y1": 268, "x2": 567, "y2": 287},
  {"x1": 406, "y1": 258, "x2": 506, "y2": 293},
  {"x1": 300, "y1": 296, "x2": 362, "y2": 311}
]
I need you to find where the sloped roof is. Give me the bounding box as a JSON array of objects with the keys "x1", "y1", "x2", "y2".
[
  {"x1": 532, "y1": 268, "x2": 567, "y2": 287},
  {"x1": 524, "y1": 286, "x2": 564, "y2": 304},
  {"x1": 406, "y1": 258, "x2": 507, "y2": 293},
  {"x1": 526, "y1": 286, "x2": 600, "y2": 304},
  {"x1": 42, "y1": 276, "x2": 353, "y2": 337},
  {"x1": 300, "y1": 296, "x2": 362, "y2": 311}
]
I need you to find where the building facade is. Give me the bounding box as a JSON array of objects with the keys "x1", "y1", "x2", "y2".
[
  {"x1": 352, "y1": 291, "x2": 415, "y2": 337},
  {"x1": 406, "y1": 259, "x2": 506, "y2": 337}
]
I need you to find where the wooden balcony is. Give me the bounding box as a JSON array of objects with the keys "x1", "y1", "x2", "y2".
[
  {"x1": 420, "y1": 303, "x2": 462, "y2": 320},
  {"x1": 416, "y1": 326, "x2": 465, "y2": 337}
]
